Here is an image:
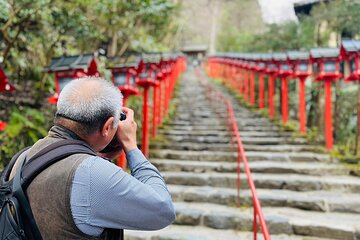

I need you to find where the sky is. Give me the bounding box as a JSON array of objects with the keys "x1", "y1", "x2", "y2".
[{"x1": 258, "y1": 0, "x2": 304, "y2": 24}]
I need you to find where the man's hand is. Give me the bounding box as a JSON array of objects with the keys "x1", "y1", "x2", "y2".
[{"x1": 116, "y1": 107, "x2": 137, "y2": 153}]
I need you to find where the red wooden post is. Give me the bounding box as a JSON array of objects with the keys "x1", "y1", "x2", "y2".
[
  {"x1": 340, "y1": 39, "x2": 360, "y2": 153},
  {"x1": 108, "y1": 56, "x2": 141, "y2": 168},
  {"x1": 298, "y1": 77, "x2": 307, "y2": 133},
  {"x1": 287, "y1": 51, "x2": 312, "y2": 134},
  {"x1": 310, "y1": 48, "x2": 341, "y2": 150},
  {"x1": 157, "y1": 77, "x2": 163, "y2": 126},
  {"x1": 268, "y1": 74, "x2": 275, "y2": 119},
  {"x1": 250, "y1": 70, "x2": 255, "y2": 105},
  {"x1": 239, "y1": 67, "x2": 243, "y2": 96},
  {"x1": 264, "y1": 56, "x2": 278, "y2": 119},
  {"x1": 152, "y1": 85, "x2": 158, "y2": 138},
  {"x1": 324, "y1": 80, "x2": 333, "y2": 149},
  {"x1": 142, "y1": 87, "x2": 150, "y2": 156},
  {"x1": 245, "y1": 69, "x2": 249, "y2": 102},
  {"x1": 273, "y1": 53, "x2": 293, "y2": 124},
  {"x1": 259, "y1": 72, "x2": 265, "y2": 109},
  {"x1": 281, "y1": 77, "x2": 288, "y2": 123},
  {"x1": 136, "y1": 55, "x2": 159, "y2": 157}
]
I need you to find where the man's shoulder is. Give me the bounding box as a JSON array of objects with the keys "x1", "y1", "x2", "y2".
[{"x1": 75, "y1": 156, "x2": 123, "y2": 180}]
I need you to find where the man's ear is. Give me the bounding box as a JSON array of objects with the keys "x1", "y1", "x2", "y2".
[{"x1": 101, "y1": 117, "x2": 115, "y2": 137}]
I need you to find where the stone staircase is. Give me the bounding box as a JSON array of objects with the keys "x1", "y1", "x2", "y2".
[{"x1": 125, "y1": 70, "x2": 360, "y2": 240}]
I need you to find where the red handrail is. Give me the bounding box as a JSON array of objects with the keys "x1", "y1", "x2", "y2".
[{"x1": 195, "y1": 68, "x2": 271, "y2": 240}]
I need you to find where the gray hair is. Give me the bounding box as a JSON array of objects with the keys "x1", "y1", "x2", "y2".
[{"x1": 56, "y1": 76, "x2": 123, "y2": 134}]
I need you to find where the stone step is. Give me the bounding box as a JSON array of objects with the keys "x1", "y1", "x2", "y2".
[
  {"x1": 167, "y1": 185, "x2": 360, "y2": 213},
  {"x1": 169, "y1": 120, "x2": 276, "y2": 129},
  {"x1": 173, "y1": 202, "x2": 360, "y2": 240},
  {"x1": 151, "y1": 159, "x2": 349, "y2": 176},
  {"x1": 162, "y1": 172, "x2": 360, "y2": 192},
  {"x1": 150, "y1": 142, "x2": 323, "y2": 153},
  {"x1": 173, "y1": 117, "x2": 273, "y2": 125},
  {"x1": 163, "y1": 135, "x2": 307, "y2": 145},
  {"x1": 161, "y1": 125, "x2": 228, "y2": 131},
  {"x1": 125, "y1": 225, "x2": 336, "y2": 240},
  {"x1": 150, "y1": 150, "x2": 331, "y2": 162},
  {"x1": 164, "y1": 123, "x2": 282, "y2": 132},
  {"x1": 158, "y1": 129, "x2": 292, "y2": 138}
]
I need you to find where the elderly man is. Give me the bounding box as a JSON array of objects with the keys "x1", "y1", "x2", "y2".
[{"x1": 12, "y1": 77, "x2": 175, "y2": 239}]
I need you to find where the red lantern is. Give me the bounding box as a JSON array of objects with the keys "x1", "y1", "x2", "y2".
[
  {"x1": 136, "y1": 53, "x2": 160, "y2": 157},
  {"x1": 310, "y1": 48, "x2": 342, "y2": 150},
  {"x1": 287, "y1": 51, "x2": 311, "y2": 134},
  {"x1": 46, "y1": 54, "x2": 100, "y2": 104},
  {"x1": 272, "y1": 53, "x2": 293, "y2": 124},
  {"x1": 255, "y1": 54, "x2": 267, "y2": 109},
  {"x1": 263, "y1": 54, "x2": 278, "y2": 119},
  {"x1": 0, "y1": 67, "x2": 16, "y2": 131},
  {"x1": 340, "y1": 39, "x2": 360, "y2": 153}
]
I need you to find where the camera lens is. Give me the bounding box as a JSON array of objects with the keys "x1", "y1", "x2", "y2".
[{"x1": 120, "y1": 112, "x2": 126, "y2": 121}]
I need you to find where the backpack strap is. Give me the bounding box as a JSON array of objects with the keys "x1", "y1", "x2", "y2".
[
  {"x1": 21, "y1": 139, "x2": 97, "y2": 189},
  {"x1": 12, "y1": 139, "x2": 97, "y2": 240},
  {"x1": 13, "y1": 154, "x2": 42, "y2": 239},
  {"x1": 0, "y1": 147, "x2": 30, "y2": 185}
]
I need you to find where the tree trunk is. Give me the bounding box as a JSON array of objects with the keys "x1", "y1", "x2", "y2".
[
  {"x1": 107, "y1": 31, "x2": 118, "y2": 58},
  {"x1": 209, "y1": 0, "x2": 220, "y2": 55}
]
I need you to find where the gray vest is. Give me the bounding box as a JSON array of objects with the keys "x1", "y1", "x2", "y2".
[{"x1": 12, "y1": 126, "x2": 121, "y2": 240}]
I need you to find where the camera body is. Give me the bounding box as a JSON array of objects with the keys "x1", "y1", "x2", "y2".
[
  {"x1": 99, "y1": 112, "x2": 126, "y2": 153},
  {"x1": 120, "y1": 112, "x2": 126, "y2": 121}
]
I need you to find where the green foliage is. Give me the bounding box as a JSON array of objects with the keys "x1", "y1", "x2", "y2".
[
  {"x1": 0, "y1": 107, "x2": 51, "y2": 168},
  {"x1": 0, "y1": 0, "x2": 180, "y2": 87},
  {"x1": 0, "y1": 0, "x2": 181, "y2": 165}
]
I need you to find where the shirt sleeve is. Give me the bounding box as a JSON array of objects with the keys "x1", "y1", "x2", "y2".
[{"x1": 70, "y1": 148, "x2": 175, "y2": 235}]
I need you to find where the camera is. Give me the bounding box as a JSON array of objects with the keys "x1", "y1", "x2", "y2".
[
  {"x1": 99, "y1": 112, "x2": 126, "y2": 153},
  {"x1": 120, "y1": 112, "x2": 126, "y2": 121}
]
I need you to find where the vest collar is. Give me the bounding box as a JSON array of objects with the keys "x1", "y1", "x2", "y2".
[{"x1": 48, "y1": 125, "x2": 83, "y2": 141}]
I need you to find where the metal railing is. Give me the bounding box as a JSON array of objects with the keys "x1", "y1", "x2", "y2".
[{"x1": 195, "y1": 68, "x2": 271, "y2": 240}]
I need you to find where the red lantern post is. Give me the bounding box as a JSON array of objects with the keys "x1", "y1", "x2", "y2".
[
  {"x1": 46, "y1": 54, "x2": 100, "y2": 104},
  {"x1": 107, "y1": 54, "x2": 141, "y2": 169},
  {"x1": 249, "y1": 60, "x2": 256, "y2": 106},
  {"x1": 137, "y1": 54, "x2": 159, "y2": 157},
  {"x1": 287, "y1": 51, "x2": 312, "y2": 134},
  {"x1": 340, "y1": 39, "x2": 360, "y2": 153},
  {"x1": 0, "y1": 67, "x2": 16, "y2": 131},
  {"x1": 310, "y1": 48, "x2": 342, "y2": 150},
  {"x1": 264, "y1": 54, "x2": 278, "y2": 119},
  {"x1": 238, "y1": 59, "x2": 245, "y2": 97},
  {"x1": 273, "y1": 53, "x2": 293, "y2": 124},
  {"x1": 255, "y1": 55, "x2": 267, "y2": 109},
  {"x1": 243, "y1": 59, "x2": 251, "y2": 103}
]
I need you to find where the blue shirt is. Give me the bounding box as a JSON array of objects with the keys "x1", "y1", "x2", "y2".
[{"x1": 70, "y1": 148, "x2": 175, "y2": 236}]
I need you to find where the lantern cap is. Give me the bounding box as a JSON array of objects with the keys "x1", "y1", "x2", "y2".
[
  {"x1": 272, "y1": 52, "x2": 287, "y2": 62},
  {"x1": 261, "y1": 53, "x2": 273, "y2": 61},
  {"x1": 287, "y1": 51, "x2": 309, "y2": 61},
  {"x1": 310, "y1": 48, "x2": 339, "y2": 60},
  {"x1": 107, "y1": 54, "x2": 142, "y2": 69},
  {"x1": 46, "y1": 53, "x2": 96, "y2": 72},
  {"x1": 142, "y1": 52, "x2": 162, "y2": 64},
  {"x1": 341, "y1": 39, "x2": 360, "y2": 53}
]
